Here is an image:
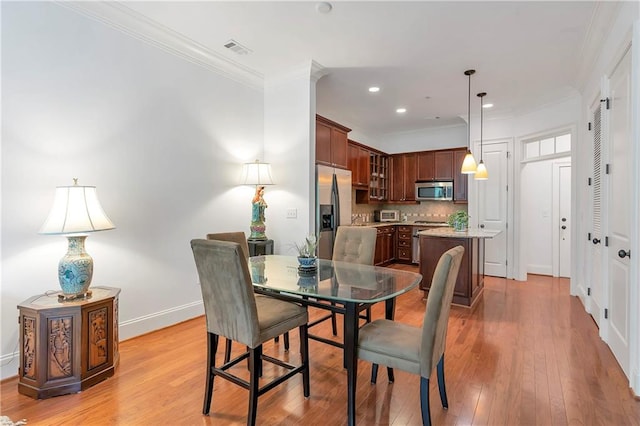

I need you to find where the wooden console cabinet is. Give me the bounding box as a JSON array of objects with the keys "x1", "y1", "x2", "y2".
[{"x1": 17, "y1": 286, "x2": 120, "y2": 399}]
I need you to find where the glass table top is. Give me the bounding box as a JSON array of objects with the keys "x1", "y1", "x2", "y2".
[{"x1": 249, "y1": 255, "x2": 422, "y2": 303}]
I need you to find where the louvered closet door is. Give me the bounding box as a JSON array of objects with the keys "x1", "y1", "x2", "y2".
[{"x1": 590, "y1": 102, "x2": 604, "y2": 327}]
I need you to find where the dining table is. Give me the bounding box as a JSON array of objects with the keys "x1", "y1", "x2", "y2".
[{"x1": 248, "y1": 255, "x2": 422, "y2": 426}]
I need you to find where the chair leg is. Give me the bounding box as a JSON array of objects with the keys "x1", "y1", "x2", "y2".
[
  {"x1": 365, "y1": 306, "x2": 371, "y2": 323},
  {"x1": 203, "y1": 333, "x2": 218, "y2": 415},
  {"x1": 284, "y1": 331, "x2": 290, "y2": 351},
  {"x1": 224, "y1": 338, "x2": 232, "y2": 364},
  {"x1": 420, "y1": 376, "x2": 431, "y2": 426},
  {"x1": 300, "y1": 325, "x2": 310, "y2": 397},
  {"x1": 437, "y1": 354, "x2": 448, "y2": 409},
  {"x1": 248, "y1": 346, "x2": 261, "y2": 426},
  {"x1": 371, "y1": 364, "x2": 378, "y2": 384},
  {"x1": 387, "y1": 367, "x2": 394, "y2": 383}
]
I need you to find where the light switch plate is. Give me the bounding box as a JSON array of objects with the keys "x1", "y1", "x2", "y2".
[{"x1": 286, "y1": 208, "x2": 297, "y2": 219}]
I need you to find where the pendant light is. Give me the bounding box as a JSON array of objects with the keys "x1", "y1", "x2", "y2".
[
  {"x1": 461, "y1": 69, "x2": 477, "y2": 174},
  {"x1": 475, "y1": 92, "x2": 489, "y2": 180}
]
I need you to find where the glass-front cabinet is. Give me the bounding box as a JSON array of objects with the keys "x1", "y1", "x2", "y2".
[{"x1": 369, "y1": 152, "x2": 388, "y2": 202}]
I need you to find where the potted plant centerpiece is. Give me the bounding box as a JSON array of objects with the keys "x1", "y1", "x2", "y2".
[
  {"x1": 447, "y1": 210, "x2": 469, "y2": 232},
  {"x1": 295, "y1": 234, "x2": 318, "y2": 270}
]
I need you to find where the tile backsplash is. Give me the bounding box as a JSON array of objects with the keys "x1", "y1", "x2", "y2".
[{"x1": 351, "y1": 190, "x2": 467, "y2": 223}]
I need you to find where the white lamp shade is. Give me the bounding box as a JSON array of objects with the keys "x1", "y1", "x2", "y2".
[
  {"x1": 474, "y1": 161, "x2": 489, "y2": 180},
  {"x1": 460, "y1": 151, "x2": 478, "y2": 174},
  {"x1": 40, "y1": 184, "x2": 115, "y2": 234},
  {"x1": 241, "y1": 160, "x2": 274, "y2": 185}
]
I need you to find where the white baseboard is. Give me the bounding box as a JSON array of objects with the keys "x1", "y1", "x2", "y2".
[
  {"x1": 0, "y1": 301, "x2": 204, "y2": 381},
  {"x1": 119, "y1": 300, "x2": 204, "y2": 341},
  {"x1": 527, "y1": 264, "x2": 553, "y2": 276},
  {"x1": 633, "y1": 370, "x2": 640, "y2": 397}
]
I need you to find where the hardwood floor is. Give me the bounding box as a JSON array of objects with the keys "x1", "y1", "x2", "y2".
[{"x1": 2, "y1": 270, "x2": 639, "y2": 425}]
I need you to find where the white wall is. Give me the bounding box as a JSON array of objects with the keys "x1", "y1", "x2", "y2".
[
  {"x1": 377, "y1": 124, "x2": 467, "y2": 154},
  {"x1": 0, "y1": 2, "x2": 265, "y2": 378}
]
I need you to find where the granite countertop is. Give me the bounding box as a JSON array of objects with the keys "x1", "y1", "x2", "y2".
[{"x1": 417, "y1": 227, "x2": 501, "y2": 239}]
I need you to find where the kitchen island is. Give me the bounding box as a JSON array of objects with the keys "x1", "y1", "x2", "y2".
[{"x1": 418, "y1": 227, "x2": 500, "y2": 307}]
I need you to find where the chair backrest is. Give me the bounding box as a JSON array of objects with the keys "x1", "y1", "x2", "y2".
[
  {"x1": 191, "y1": 239, "x2": 260, "y2": 348},
  {"x1": 332, "y1": 226, "x2": 377, "y2": 265},
  {"x1": 420, "y1": 245, "x2": 465, "y2": 377},
  {"x1": 206, "y1": 232, "x2": 250, "y2": 259}
]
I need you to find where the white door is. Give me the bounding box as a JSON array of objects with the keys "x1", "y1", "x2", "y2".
[
  {"x1": 590, "y1": 100, "x2": 604, "y2": 327},
  {"x1": 556, "y1": 164, "x2": 571, "y2": 277},
  {"x1": 605, "y1": 48, "x2": 631, "y2": 378},
  {"x1": 477, "y1": 140, "x2": 508, "y2": 277}
]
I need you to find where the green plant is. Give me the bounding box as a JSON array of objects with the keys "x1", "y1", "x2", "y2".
[
  {"x1": 295, "y1": 235, "x2": 318, "y2": 258},
  {"x1": 447, "y1": 210, "x2": 469, "y2": 231}
]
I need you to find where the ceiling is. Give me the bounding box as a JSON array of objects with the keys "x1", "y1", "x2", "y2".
[{"x1": 97, "y1": 1, "x2": 607, "y2": 138}]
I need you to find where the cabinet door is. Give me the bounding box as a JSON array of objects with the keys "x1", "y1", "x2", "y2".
[
  {"x1": 453, "y1": 149, "x2": 468, "y2": 202},
  {"x1": 316, "y1": 121, "x2": 332, "y2": 166},
  {"x1": 404, "y1": 153, "x2": 417, "y2": 201},
  {"x1": 331, "y1": 128, "x2": 348, "y2": 169},
  {"x1": 390, "y1": 154, "x2": 404, "y2": 201},
  {"x1": 348, "y1": 143, "x2": 361, "y2": 186},
  {"x1": 374, "y1": 231, "x2": 384, "y2": 265},
  {"x1": 416, "y1": 151, "x2": 435, "y2": 181},
  {"x1": 358, "y1": 146, "x2": 370, "y2": 185},
  {"x1": 434, "y1": 150, "x2": 454, "y2": 180}
]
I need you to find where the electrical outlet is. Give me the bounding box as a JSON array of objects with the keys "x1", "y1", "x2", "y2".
[{"x1": 286, "y1": 208, "x2": 297, "y2": 219}]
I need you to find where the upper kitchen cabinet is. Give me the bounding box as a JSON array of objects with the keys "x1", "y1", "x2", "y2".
[
  {"x1": 347, "y1": 140, "x2": 370, "y2": 189},
  {"x1": 434, "y1": 150, "x2": 454, "y2": 180},
  {"x1": 453, "y1": 148, "x2": 468, "y2": 202},
  {"x1": 356, "y1": 149, "x2": 389, "y2": 203},
  {"x1": 416, "y1": 151, "x2": 435, "y2": 181},
  {"x1": 390, "y1": 153, "x2": 417, "y2": 202},
  {"x1": 316, "y1": 115, "x2": 350, "y2": 169},
  {"x1": 416, "y1": 149, "x2": 454, "y2": 181}
]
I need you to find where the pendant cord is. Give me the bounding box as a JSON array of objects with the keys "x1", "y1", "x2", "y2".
[{"x1": 467, "y1": 73, "x2": 471, "y2": 150}]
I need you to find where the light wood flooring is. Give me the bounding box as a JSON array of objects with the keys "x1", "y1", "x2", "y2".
[{"x1": 2, "y1": 269, "x2": 639, "y2": 425}]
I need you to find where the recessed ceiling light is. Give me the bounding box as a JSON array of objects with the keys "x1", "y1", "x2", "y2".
[
  {"x1": 368, "y1": 87, "x2": 380, "y2": 93},
  {"x1": 483, "y1": 103, "x2": 494, "y2": 108},
  {"x1": 396, "y1": 108, "x2": 407, "y2": 114}
]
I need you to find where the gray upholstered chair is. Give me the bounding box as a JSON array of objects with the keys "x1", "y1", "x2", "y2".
[
  {"x1": 356, "y1": 245, "x2": 464, "y2": 426},
  {"x1": 191, "y1": 239, "x2": 310, "y2": 425},
  {"x1": 206, "y1": 232, "x2": 289, "y2": 362},
  {"x1": 311, "y1": 226, "x2": 378, "y2": 335}
]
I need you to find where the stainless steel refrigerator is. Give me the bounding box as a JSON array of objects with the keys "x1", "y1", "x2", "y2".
[{"x1": 316, "y1": 165, "x2": 352, "y2": 259}]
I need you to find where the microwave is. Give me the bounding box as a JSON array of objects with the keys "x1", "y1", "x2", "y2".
[
  {"x1": 375, "y1": 210, "x2": 400, "y2": 222},
  {"x1": 415, "y1": 181, "x2": 454, "y2": 201}
]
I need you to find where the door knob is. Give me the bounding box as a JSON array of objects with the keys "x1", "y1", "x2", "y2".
[
  {"x1": 592, "y1": 238, "x2": 601, "y2": 245},
  {"x1": 561, "y1": 225, "x2": 566, "y2": 230},
  {"x1": 618, "y1": 249, "x2": 631, "y2": 259},
  {"x1": 561, "y1": 218, "x2": 567, "y2": 222},
  {"x1": 480, "y1": 224, "x2": 485, "y2": 228}
]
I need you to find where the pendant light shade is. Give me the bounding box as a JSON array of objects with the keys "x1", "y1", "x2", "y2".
[
  {"x1": 461, "y1": 152, "x2": 478, "y2": 174},
  {"x1": 462, "y1": 69, "x2": 477, "y2": 174},
  {"x1": 475, "y1": 92, "x2": 489, "y2": 180}
]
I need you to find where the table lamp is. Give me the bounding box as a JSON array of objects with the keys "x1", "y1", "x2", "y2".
[
  {"x1": 240, "y1": 160, "x2": 274, "y2": 240},
  {"x1": 39, "y1": 178, "x2": 115, "y2": 301}
]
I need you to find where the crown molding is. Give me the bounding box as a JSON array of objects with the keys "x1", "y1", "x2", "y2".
[{"x1": 56, "y1": 1, "x2": 264, "y2": 90}]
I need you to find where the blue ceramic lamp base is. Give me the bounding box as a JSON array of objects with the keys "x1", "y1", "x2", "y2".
[{"x1": 58, "y1": 235, "x2": 94, "y2": 301}]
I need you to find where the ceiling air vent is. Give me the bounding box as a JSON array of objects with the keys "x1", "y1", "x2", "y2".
[{"x1": 223, "y1": 39, "x2": 252, "y2": 55}]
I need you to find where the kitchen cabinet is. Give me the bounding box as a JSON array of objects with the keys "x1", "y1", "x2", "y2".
[
  {"x1": 453, "y1": 148, "x2": 468, "y2": 202},
  {"x1": 416, "y1": 151, "x2": 435, "y2": 181},
  {"x1": 356, "y1": 150, "x2": 389, "y2": 203},
  {"x1": 395, "y1": 225, "x2": 413, "y2": 263},
  {"x1": 347, "y1": 140, "x2": 370, "y2": 188},
  {"x1": 390, "y1": 153, "x2": 417, "y2": 202},
  {"x1": 316, "y1": 115, "x2": 350, "y2": 169},
  {"x1": 374, "y1": 226, "x2": 395, "y2": 266},
  {"x1": 434, "y1": 150, "x2": 454, "y2": 180}
]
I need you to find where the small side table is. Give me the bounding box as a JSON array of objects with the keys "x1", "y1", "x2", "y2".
[
  {"x1": 248, "y1": 239, "x2": 274, "y2": 256},
  {"x1": 17, "y1": 286, "x2": 120, "y2": 399}
]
